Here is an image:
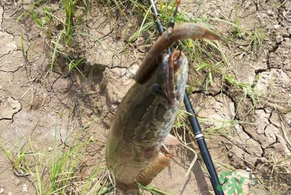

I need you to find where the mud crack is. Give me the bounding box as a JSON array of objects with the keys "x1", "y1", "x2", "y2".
[{"x1": 0, "y1": 96, "x2": 21, "y2": 121}]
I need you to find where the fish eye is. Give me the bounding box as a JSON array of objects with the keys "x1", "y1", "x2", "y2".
[{"x1": 152, "y1": 83, "x2": 162, "y2": 94}]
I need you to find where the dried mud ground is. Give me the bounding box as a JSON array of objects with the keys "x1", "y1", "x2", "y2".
[{"x1": 0, "y1": 0, "x2": 291, "y2": 195}]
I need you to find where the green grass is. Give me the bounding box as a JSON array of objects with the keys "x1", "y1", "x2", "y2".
[
  {"x1": 18, "y1": 0, "x2": 88, "y2": 72},
  {"x1": 224, "y1": 74, "x2": 258, "y2": 106},
  {"x1": 174, "y1": 109, "x2": 255, "y2": 139},
  {"x1": 13, "y1": 0, "x2": 271, "y2": 194},
  {"x1": 18, "y1": 0, "x2": 267, "y2": 91},
  {"x1": 284, "y1": 108, "x2": 291, "y2": 114},
  {"x1": 50, "y1": 29, "x2": 64, "y2": 71},
  {"x1": 1, "y1": 141, "x2": 33, "y2": 177},
  {"x1": 1, "y1": 125, "x2": 110, "y2": 195},
  {"x1": 36, "y1": 126, "x2": 108, "y2": 195}
]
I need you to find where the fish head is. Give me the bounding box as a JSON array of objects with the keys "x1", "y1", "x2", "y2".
[{"x1": 148, "y1": 51, "x2": 188, "y2": 106}]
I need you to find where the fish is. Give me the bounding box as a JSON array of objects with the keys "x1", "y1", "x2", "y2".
[
  {"x1": 106, "y1": 23, "x2": 220, "y2": 191},
  {"x1": 135, "y1": 23, "x2": 221, "y2": 84}
]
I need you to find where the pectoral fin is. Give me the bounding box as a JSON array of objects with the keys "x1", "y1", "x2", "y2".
[
  {"x1": 136, "y1": 153, "x2": 170, "y2": 186},
  {"x1": 164, "y1": 134, "x2": 180, "y2": 145}
]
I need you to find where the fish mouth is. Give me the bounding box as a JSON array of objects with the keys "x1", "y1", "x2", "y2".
[
  {"x1": 163, "y1": 51, "x2": 188, "y2": 105},
  {"x1": 172, "y1": 50, "x2": 183, "y2": 73}
]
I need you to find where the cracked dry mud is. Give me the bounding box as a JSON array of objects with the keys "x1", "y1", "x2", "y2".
[{"x1": 0, "y1": 0, "x2": 291, "y2": 195}]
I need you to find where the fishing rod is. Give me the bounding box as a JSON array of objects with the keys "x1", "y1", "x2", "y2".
[{"x1": 147, "y1": 1, "x2": 224, "y2": 194}]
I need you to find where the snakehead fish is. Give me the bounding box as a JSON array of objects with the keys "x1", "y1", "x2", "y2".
[{"x1": 106, "y1": 23, "x2": 220, "y2": 190}]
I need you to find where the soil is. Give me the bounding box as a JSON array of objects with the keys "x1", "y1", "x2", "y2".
[{"x1": 0, "y1": 0, "x2": 290, "y2": 195}]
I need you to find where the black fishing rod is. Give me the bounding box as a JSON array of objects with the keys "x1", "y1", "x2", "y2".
[{"x1": 147, "y1": 1, "x2": 224, "y2": 194}]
